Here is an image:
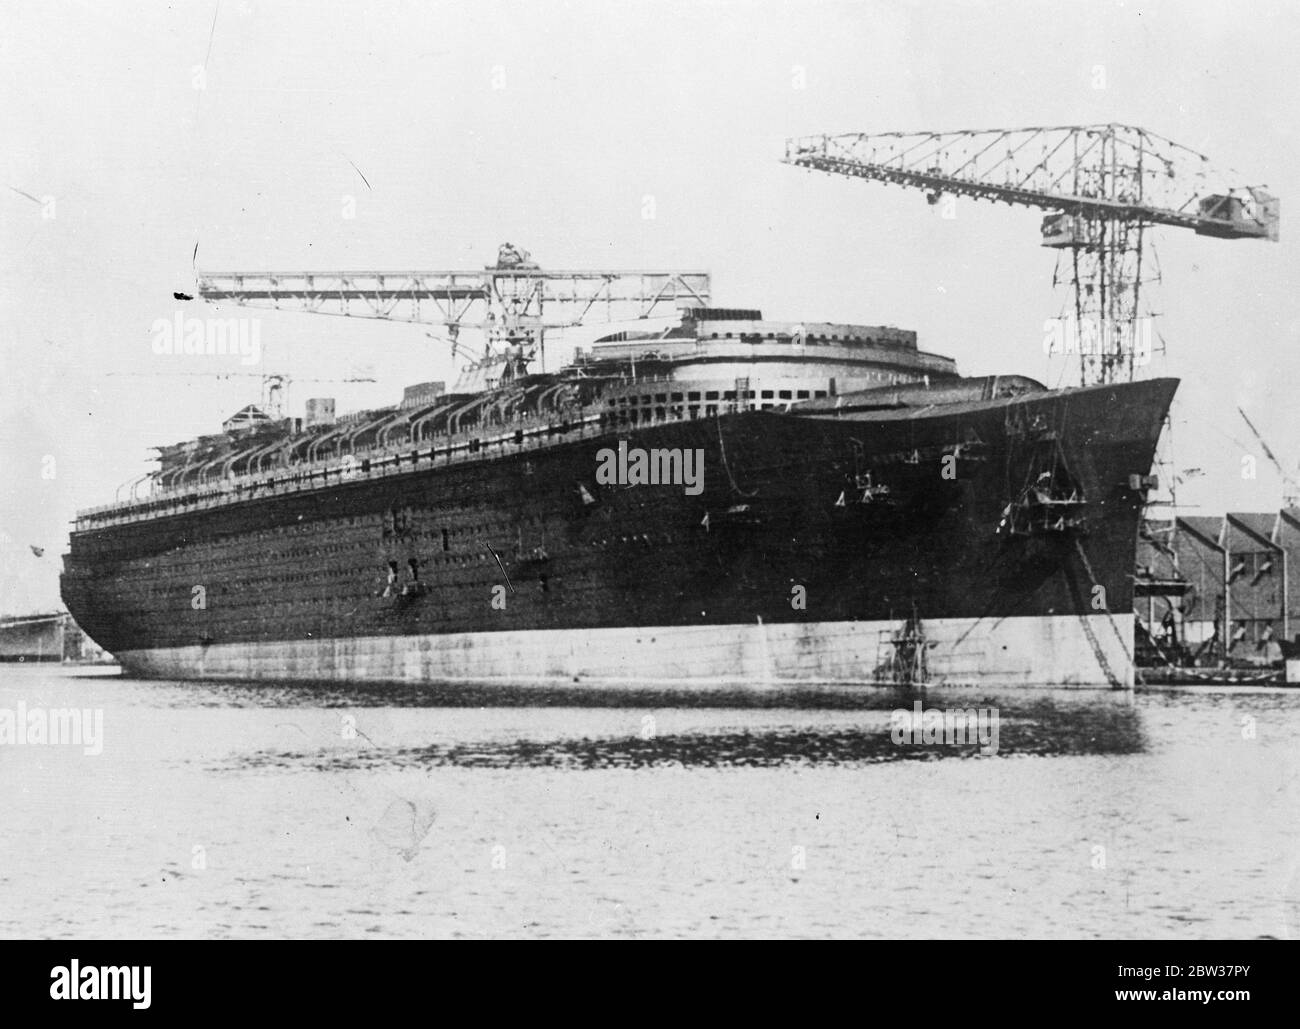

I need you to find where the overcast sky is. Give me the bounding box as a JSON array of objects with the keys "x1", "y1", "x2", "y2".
[{"x1": 2, "y1": 0, "x2": 1297, "y2": 614}]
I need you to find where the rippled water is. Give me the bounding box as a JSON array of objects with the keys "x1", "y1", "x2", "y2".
[{"x1": 1, "y1": 664, "x2": 1298, "y2": 938}]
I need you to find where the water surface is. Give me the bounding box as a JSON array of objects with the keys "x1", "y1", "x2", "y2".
[{"x1": 1, "y1": 665, "x2": 1297, "y2": 938}]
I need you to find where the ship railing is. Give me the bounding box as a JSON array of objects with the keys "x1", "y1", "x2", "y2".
[
  {"x1": 75, "y1": 396, "x2": 736, "y2": 531},
  {"x1": 73, "y1": 409, "x2": 612, "y2": 530}
]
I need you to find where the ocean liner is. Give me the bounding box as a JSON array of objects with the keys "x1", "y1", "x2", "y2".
[{"x1": 62, "y1": 248, "x2": 1175, "y2": 689}]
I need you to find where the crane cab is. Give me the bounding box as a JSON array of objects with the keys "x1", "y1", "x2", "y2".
[
  {"x1": 1195, "y1": 190, "x2": 1280, "y2": 241},
  {"x1": 1040, "y1": 211, "x2": 1089, "y2": 249}
]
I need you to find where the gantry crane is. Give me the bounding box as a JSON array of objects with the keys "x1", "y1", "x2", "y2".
[
  {"x1": 195, "y1": 243, "x2": 711, "y2": 388},
  {"x1": 784, "y1": 124, "x2": 1278, "y2": 385}
]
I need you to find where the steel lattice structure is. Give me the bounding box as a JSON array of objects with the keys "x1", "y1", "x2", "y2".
[
  {"x1": 784, "y1": 124, "x2": 1278, "y2": 384},
  {"x1": 197, "y1": 247, "x2": 711, "y2": 379}
]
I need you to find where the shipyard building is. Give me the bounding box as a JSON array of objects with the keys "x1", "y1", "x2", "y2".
[
  {"x1": 0, "y1": 612, "x2": 112, "y2": 663},
  {"x1": 1137, "y1": 510, "x2": 1300, "y2": 665}
]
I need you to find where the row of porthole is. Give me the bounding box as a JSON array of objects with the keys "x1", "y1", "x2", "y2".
[
  {"x1": 124, "y1": 511, "x2": 563, "y2": 574},
  {"x1": 137, "y1": 524, "x2": 509, "y2": 573},
  {"x1": 608, "y1": 389, "x2": 825, "y2": 405},
  {"x1": 703, "y1": 332, "x2": 906, "y2": 343},
  {"x1": 120, "y1": 543, "x2": 525, "y2": 592},
  {"x1": 603, "y1": 375, "x2": 929, "y2": 404},
  {"x1": 116, "y1": 546, "x2": 685, "y2": 607},
  {"x1": 258, "y1": 518, "x2": 377, "y2": 535}
]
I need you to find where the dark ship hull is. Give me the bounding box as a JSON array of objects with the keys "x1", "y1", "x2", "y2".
[{"x1": 62, "y1": 375, "x2": 1177, "y2": 689}]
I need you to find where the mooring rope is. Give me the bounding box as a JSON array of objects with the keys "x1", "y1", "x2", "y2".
[{"x1": 1073, "y1": 537, "x2": 1134, "y2": 688}]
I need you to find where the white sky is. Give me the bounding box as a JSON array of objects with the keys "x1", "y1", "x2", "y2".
[{"x1": 2, "y1": 0, "x2": 1298, "y2": 613}]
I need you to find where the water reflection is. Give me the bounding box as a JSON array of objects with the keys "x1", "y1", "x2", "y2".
[
  {"x1": 102, "y1": 673, "x2": 1146, "y2": 711},
  {"x1": 223, "y1": 694, "x2": 1147, "y2": 771}
]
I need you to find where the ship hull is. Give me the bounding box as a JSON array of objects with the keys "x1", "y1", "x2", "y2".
[
  {"x1": 63, "y1": 377, "x2": 1178, "y2": 690},
  {"x1": 116, "y1": 611, "x2": 1134, "y2": 688}
]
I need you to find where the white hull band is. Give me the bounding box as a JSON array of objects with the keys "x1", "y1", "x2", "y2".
[{"x1": 117, "y1": 613, "x2": 1136, "y2": 689}]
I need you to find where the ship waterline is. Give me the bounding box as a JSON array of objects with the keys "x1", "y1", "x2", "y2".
[{"x1": 116, "y1": 611, "x2": 1136, "y2": 689}]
